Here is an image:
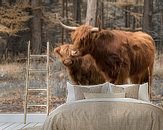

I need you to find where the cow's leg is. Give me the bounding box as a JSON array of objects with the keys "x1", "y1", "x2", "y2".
[
  {"x1": 130, "y1": 75, "x2": 141, "y2": 84},
  {"x1": 115, "y1": 78, "x2": 129, "y2": 85},
  {"x1": 99, "y1": 71, "x2": 113, "y2": 83},
  {"x1": 139, "y1": 69, "x2": 149, "y2": 84},
  {"x1": 136, "y1": 65, "x2": 153, "y2": 85},
  {"x1": 115, "y1": 67, "x2": 130, "y2": 85},
  {"x1": 115, "y1": 76, "x2": 129, "y2": 85}
]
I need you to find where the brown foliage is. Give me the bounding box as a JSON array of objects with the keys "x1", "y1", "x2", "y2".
[
  {"x1": 71, "y1": 25, "x2": 155, "y2": 85},
  {"x1": 0, "y1": 4, "x2": 31, "y2": 35},
  {"x1": 54, "y1": 44, "x2": 105, "y2": 85}
]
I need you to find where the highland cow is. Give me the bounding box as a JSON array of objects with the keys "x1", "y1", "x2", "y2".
[
  {"x1": 59, "y1": 22, "x2": 155, "y2": 87},
  {"x1": 54, "y1": 44, "x2": 105, "y2": 85}
]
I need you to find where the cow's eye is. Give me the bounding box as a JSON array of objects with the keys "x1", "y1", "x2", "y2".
[
  {"x1": 72, "y1": 50, "x2": 77, "y2": 54},
  {"x1": 71, "y1": 50, "x2": 80, "y2": 57}
]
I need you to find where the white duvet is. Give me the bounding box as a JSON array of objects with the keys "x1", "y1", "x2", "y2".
[{"x1": 42, "y1": 98, "x2": 163, "y2": 130}]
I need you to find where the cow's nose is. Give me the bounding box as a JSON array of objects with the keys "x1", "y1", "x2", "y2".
[{"x1": 63, "y1": 59, "x2": 73, "y2": 66}]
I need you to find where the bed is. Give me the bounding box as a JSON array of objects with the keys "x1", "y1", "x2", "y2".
[{"x1": 42, "y1": 82, "x2": 163, "y2": 130}]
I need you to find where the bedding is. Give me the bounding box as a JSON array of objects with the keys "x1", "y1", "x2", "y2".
[
  {"x1": 111, "y1": 84, "x2": 139, "y2": 99},
  {"x1": 42, "y1": 98, "x2": 163, "y2": 130},
  {"x1": 67, "y1": 82, "x2": 150, "y2": 102},
  {"x1": 138, "y1": 83, "x2": 150, "y2": 102},
  {"x1": 84, "y1": 92, "x2": 126, "y2": 99},
  {"x1": 66, "y1": 82, "x2": 111, "y2": 102},
  {"x1": 110, "y1": 83, "x2": 150, "y2": 102}
]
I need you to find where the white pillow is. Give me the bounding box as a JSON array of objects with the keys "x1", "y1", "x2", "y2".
[
  {"x1": 84, "y1": 92, "x2": 126, "y2": 99},
  {"x1": 110, "y1": 83, "x2": 140, "y2": 99},
  {"x1": 109, "y1": 82, "x2": 150, "y2": 102},
  {"x1": 66, "y1": 82, "x2": 112, "y2": 102},
  {"x1": 138, "y1": 83, "x2": 150, "y2": 102}
]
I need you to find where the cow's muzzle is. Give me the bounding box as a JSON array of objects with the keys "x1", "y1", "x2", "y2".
[{"x1": 63, "y1": 59, "x2": 73, "y2": 66}]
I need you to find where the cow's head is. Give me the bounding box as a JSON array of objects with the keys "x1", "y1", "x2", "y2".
[
  {"x1": 54, "y1": 44, "x2": 74, "y2": 66},
  {"x1": 59, "y1": 20, "x2": 99, "y2": 57}
]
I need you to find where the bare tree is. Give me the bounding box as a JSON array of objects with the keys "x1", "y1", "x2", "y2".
[
  {"x1": 143, "y1": 0, "x2": 153, "y2": 32},
  {"x1": 85, "y1": 0, "x2": 97, "y2": 26},
  {"x1": 96, "y1": 1, "x2": 104, "y2": 29},
  {"x1": 125, "y1": 5, "x2": 130, "y2": 28},
  {"x1": 0, "y1": 0, "x2": 2, "y2": 6},
  {"x1": 159, "y1": 0, "x2": 163, "y2": 52},
  {"x1": 161, "y1": 9, "x2": 163, "y2": 52},
  {"x1": 31, "y1": 0, "x2": 42, "y2": 54},
  {"x1": 73, "y1": 0, "x2": 81, "y2": 24}
]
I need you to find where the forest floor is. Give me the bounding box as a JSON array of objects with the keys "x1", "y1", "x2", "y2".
[{"x1": 0, "y1": 55, "x2": 163, "y2": 113}]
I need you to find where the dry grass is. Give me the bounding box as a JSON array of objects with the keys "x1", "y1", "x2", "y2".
[
  {"x1": 0, "y1": 63, "x2": 24, "y2": 74},
  {"x1": 0, "y1": 63, "x2": 26, "y2": 82},
  {"x1": 154, "y1": 54, "x2": 163, "y2": 78}
]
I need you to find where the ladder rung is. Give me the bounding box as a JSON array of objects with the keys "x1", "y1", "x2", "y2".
[
  {"x1": 27, "y1": 104, "x2": 47, "y2": 107},
  {"x1": 30, "y1": 54, "x2": 47, "y2": 57},
  {"x1": 28, "y1": 88, "x2": 47, "y2": 91},
  {"x1": 28, "y1": 69, "x2": 48, "y2": 72}
]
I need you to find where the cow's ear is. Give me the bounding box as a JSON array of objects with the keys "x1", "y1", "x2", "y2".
[{"x1": 54, "y1": 47, "x2": 62, "y2": 57}]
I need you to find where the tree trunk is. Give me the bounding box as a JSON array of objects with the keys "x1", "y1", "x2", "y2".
[
  {"x1": 85, "y1": 0, "x2": 97, "y2": 26},
  {"x1": 143, "y1": 0, "x2": 153, "y2": 32},
  {"x1": 160, "y1": 9, "x2": 163, "y2": 53},
  {"x1": 125, "y1": 6, "x2": 130, "y2": 28},
  {"x1": 31, "y1": 0, "x2": 42, "y2": 54},
  {"x1": 132, "y1": 6, "x2": 137, "y2": 30},
  {"x1": 101, "y1": 1, "x2": 104, "y2": 28},
  {"x1": 61, "y1": 0, "x2": 65, "y2": 44},
  {"x1": 73, "y1": 0, "x2": 81, "y2": 24},
  {"x1": 96, "y1": 1, "x2": 104, "y2": 29},
  {"x1": 0, "y1": 0, "x2": 2, "y2": 6}
]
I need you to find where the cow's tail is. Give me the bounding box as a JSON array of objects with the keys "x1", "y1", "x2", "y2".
[
  {"x1": 140, "y1": 67, "x2": 152, "y2": 100},
  {"x1": 148, "y1": 67, "x2": 151, "y2": 99}
]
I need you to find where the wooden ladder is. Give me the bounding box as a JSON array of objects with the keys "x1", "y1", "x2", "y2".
[{"x1": 24, "y1": 41, "x2": 50, "y2": 124}]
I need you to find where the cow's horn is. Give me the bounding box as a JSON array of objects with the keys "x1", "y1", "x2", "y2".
[
  {"x1": 58, "y1": 20, "x2": 77, "y2": 30},
  {"x1": 91, "y1": 27, "x2": 99, "y2": 32}
]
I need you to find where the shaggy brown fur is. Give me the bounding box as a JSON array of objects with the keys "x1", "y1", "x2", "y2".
[
  {"x1": 70, "y1": 25, "x2": 155, "y2": 85},
  {"x1": 54, "y1": 44, "x2": 105, "y2": 85}
]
